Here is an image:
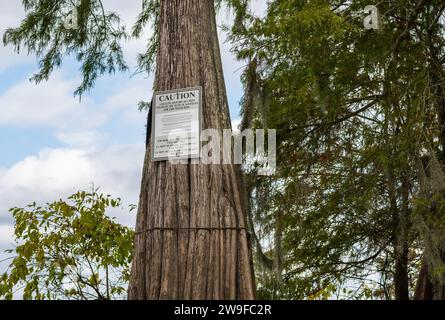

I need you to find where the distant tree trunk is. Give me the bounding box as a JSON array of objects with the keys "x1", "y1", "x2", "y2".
[
  {"x1": 414, "y1": 257, "x2": 434, "y2": 300},
  {"x1": 414, "y1": 24, "x2": 445, "y2": 300},
  {"x1": 414, "y1": 154, "x2": 445, "y2": 300},
  {"x1": 387, "y1": 163, "x2": 409, "y2": 300},
  {"x1": 394, "y1": 175, "x2": 409, "y2": 300},
  {"x1": 128, "y1": 0, "x2": 256, "y2": 300},
  {"x1": 273, "y1": 210, "x2": 283, "y2": 278}
]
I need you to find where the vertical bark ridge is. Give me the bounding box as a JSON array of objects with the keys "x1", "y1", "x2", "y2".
[{"x1": 128, "y1": 0, "x2": 256, "y2": 300}]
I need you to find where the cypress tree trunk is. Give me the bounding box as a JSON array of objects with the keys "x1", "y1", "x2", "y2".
[
  {"x1": 128, "y1": 0, "x2": 256, "y2": 300},
  {"x1": 414, "y1": 24, "x2": 445, "y2": 300},
  {"x1": 394, "y1": 176, "x2": 409, "y2": 300}
]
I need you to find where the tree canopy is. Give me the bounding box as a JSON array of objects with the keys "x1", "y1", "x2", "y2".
[{"x1": 229, "y1": 0, "x2": 445, "y2": 299}]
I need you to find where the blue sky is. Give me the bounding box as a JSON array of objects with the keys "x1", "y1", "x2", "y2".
[{"x1": 0, "y1": 0, "x2": 267, "y2": 269}]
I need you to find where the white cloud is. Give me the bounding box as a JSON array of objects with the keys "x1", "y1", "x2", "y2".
[
  {"x1": 0, "y1": 72, "x2": 106, "y2": 130},
  {"x1": 0, "y1": 225, "x2": 14, "y2": 277},
  {"x1": 0, "y1": 144, "x2": 145, "y2": 274},
  {"x1": 0, "y1": 224, "x2": 14, "y2": 248},
  {"x1": 0, "y1": 1, "x2": 30, "y2": 72},
  {"x1": 104, "y1": 79, "x2": 153, "y2": 112},
  {"x1": 56, "y1": 131, "x2": 103, "y2": 149},
  {"x1": 0, "y1": 223, "x2": 14, "y2": 276},
  {"x1": 0, "y1": 145, "x2": 145, "y2": 228}
]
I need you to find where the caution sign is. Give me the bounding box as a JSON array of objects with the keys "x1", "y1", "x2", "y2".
[{"x1": 151, "y1": 87, "x2": 202, "y2": 161}]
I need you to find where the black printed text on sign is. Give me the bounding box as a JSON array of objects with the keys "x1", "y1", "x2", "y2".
[{"x1": 151, "y1": 87, "x2": 202, "y2": 161}]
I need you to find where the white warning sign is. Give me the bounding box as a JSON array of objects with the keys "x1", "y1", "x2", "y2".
[{"x1": 151, "y1": 87, "x2": 202, "y2": 161}]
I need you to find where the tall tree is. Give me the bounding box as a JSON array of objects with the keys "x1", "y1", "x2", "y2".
[
  {"x1": 3, "y1": 0, "x2": 256, "y2": 300},
  {"x1": 128, "y1": 0, "x2": 256, "y2": 299},
  {"x1": 229, "y1": 0, "x2": 445, "y2": 299}
]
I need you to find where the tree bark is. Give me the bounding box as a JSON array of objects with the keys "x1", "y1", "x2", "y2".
[
  {"x1": 394, "y1": 175, "x2": 409, "y2": 300},
  {"x1": 128, "y1": 0, "x2": 256, "y2": 300},
  {"x1": 414, "y1": 21, "x2": 445, "y2": 300},
  {"x1": 414, "y1": 257, "x2": 434, "y2": 300},
  {"x1": 385, "y1": 155, "x2": 410, "y2": 300}
]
